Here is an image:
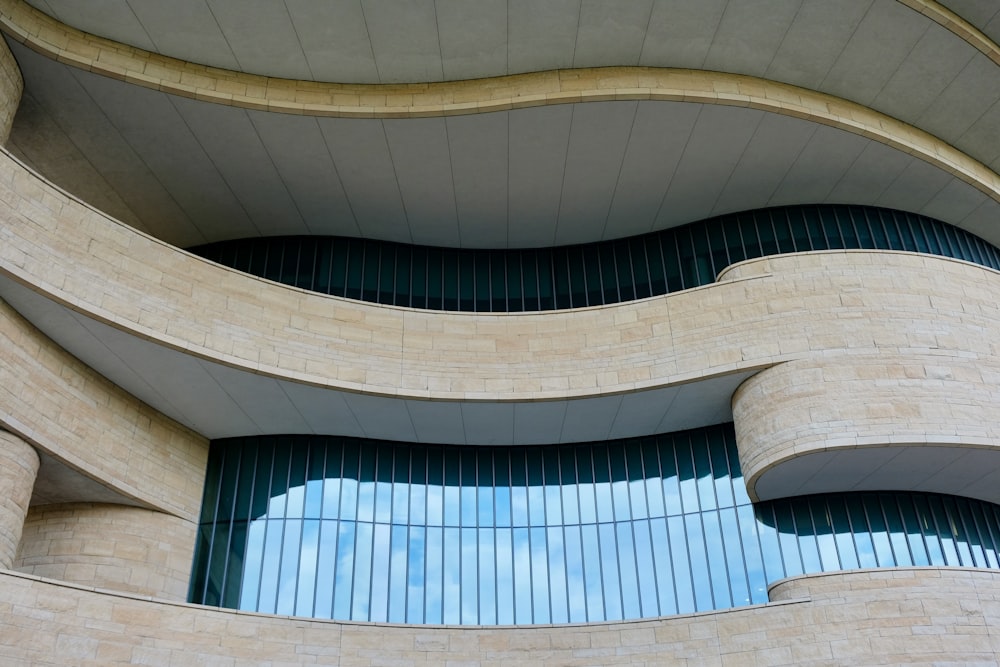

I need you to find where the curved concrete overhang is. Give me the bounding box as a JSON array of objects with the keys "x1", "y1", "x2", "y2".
[
  {"x1": 2, "y1": 2, "x2": 999, "y2": 249},
  {"x1": 3, "y1": 144, "x2": 1000, "y2": 505},
  {"x1": 13, "y1": 0, "x2": 1000, "y2": 83},
  {"x1": 733, "y1": 355, "x2": 1000, "y2": 505}
]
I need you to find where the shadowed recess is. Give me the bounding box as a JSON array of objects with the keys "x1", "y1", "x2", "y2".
[{"x1": 188, "y1": 205, "x2": 1000, "y2": 312}]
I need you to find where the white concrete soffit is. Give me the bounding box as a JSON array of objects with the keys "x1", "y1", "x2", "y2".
[
  {"x1": 4, "y1": 37, "x2": 999, "y2": 249},
  {"x1": 2, "y1": 1, "x2": 1000, "y2": 248}
]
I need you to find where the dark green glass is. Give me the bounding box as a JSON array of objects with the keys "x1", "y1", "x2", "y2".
[{"x1": 330, "y1": 241, "x2": 348, "y2": 297}]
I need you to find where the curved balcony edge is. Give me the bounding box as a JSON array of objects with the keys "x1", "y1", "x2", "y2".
[{"x1": 0, "y1": 567, "x2": 997, "y2": 664}]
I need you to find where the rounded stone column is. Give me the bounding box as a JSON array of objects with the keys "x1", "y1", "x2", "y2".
[
  {"x1": 15, "y1": 503, "x2": 196, "y2": 600},
  {"x1": 0, "y1": 430, "x2": 40, "y2": 568}
]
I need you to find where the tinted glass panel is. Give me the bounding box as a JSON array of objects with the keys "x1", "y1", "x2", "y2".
[{"x1": 192, "y1": 425, "x2": 1000, "y2": 624}]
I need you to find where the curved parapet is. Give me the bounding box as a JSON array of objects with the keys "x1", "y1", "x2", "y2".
[
  {"x1": 0, "y1": 298, "x2": 207, "y2": 521},
  {"x1": 733, "y1": 354, "x2": 1000, "y2": 503},
  {"x1": 0, "y1": 567, "x2": 998, "y2": 664},
  {"x1": 14, "y1": 503, "x2": 195, "y2": 600},
  {"x1": 767, "y1": 566, "x2": 1000, "y2": 605},
  {"x1": 2, "y1": 144, "x2": 1000, "y2": 447}
]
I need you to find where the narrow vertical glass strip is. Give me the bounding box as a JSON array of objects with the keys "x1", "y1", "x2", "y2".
[
  {"x1": 388, "y1": 524, "x2": 408, "y2": 623},
  {"x1": 407, "y1": 526, "x2": 426, "y2": 623},
  {"x1": 461, "y1": 526, "x2": 478, "y2": 624},
  {"x1": 479, "y1": 527, "x2": 497, "y2": 624}
]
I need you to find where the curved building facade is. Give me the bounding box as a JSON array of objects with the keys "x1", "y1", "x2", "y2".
[{"x1": 1, "y1": 1, "x2": 1000, "y2": 664}]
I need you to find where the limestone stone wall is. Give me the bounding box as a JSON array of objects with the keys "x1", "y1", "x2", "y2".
[
  {"x1": 0, "y1": 567, "x2": 996, "y2": 665},
  {"x1": 3, "y1": 138, "x2": 1000, "y2": 501},
  {"x1": 0, "y1": 24, "x2": 21, "y2": 144},
  {"x1": 14, "y1": 503, "x2": 196, "y2": 601},
  {"x1": 2, "y1": 147, "x2": 998, "y2": 404},
  {"x1": 0, "y1": 430, "x2": 37, "y2": 568},
  {"x1": 733, "y1": 352, "x2": 1000, "y2": 500},
  {"x1": 0, "y1": 298, "x2": 208, "y2": 521}
]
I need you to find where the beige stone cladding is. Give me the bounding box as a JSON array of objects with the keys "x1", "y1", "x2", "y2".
[
  {"x1": 0, "y1": 298, "x2": 208, "y2": 522},
  {"x1": 0, "y1": 567, "x2": 995, "y2": 665},
  {"x1": 0, "y1": 429, "x2": 37, "y2": 568},
  {"x1": 1, "y1": 148, "x2": 998, "y2": 406},
  {"x1": 0, "y1": 19, "x2": 21, "y2": 145},
  {"x1": 14, "y1": 503, "x2": 196, "y2": 601},
  {"x1": 733, "y1": 352, "x2": 1000, "y2": 501}
]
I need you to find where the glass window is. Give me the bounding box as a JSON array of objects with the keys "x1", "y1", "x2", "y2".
[
  {"x1": 461, "y1": 527, "x2": 478, "y2": 624},
  {"x1": 388, "y1": 524, "x2": 408, "y2": 623},
  {"x1": 296, "y1": 519, "x2": 320, "y2": 616},
  {"x1": 194, "y1": 431, "x2": 1000, "y2": 626},
  {"x1": 407, "y1": 526, "x2": 426, "y2": 623},
  {"x1": 513, "y1": 526, "x2": 532, "y2": 623},
  {"x1": 479, "y1": 528, "x2": 497, "y2": 624},
  {"x1": 547, "y1": 526, "x2": 568, "y2": 624},
  {"x1": 368, "y1": 523, "x2": 391, "y2": 621},
  {"x1": 442, "y1": 527, "x2": 461, "y2": 624},
  {"x1": 568, "y1": 248, "x2": 587, "y2": 308},
  {"x1": 614, "y1": 240, "x2": 634, "y2": 302},
  {"x1": 617, "y1": 522, "x2": 640, "y2": 619},
  {"x1": 580, "y1": 523, "x2": 603, "y2": 621},
  {"x1": 649, "y1": 517, "x2": 676, "y2": 615},
  {"x1": 632, "y1": 520, "x2": 658, "y2": 617},
  {"x1": 491, "y1": 252, "x2": 508, "y2": 312},
  {"x1": 495, "y1": 528, "x2": 514, "y2": 624},
  {"x1": 352, "y1": 522, "x2": 374, "y2": 620},
  {"x1": 424, "y1": 526, "x2": 443, "y2": 623},
  {"x1": 332, "y1": 521, "x2": 355, "y2": 619},
  {"x1": 312, "y1": 520, "x2": 337, "y2": 618},
  {"x1": 563, "y1": 525, "x2": 587, "y2": 623}
]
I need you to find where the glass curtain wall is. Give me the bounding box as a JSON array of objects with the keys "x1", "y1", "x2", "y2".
[
  {"x1": 188, "y1": 205, "x2": 1000, "y2": 312},
  {"x1": 190, "y1": 425, "x2": 1000, "y2": 624}
]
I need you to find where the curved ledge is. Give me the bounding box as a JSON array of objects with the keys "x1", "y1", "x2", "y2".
[
  {"x1": 733, "y1": 355, "x2": 1000, "y2": 504},
  {"x1": 2, "y1": 135, "x2": 1000, "y2": 446},
  {"x1": 766, "y1": 566, "x2": 1000, "y2": 601},
  {"x1": 14, "y1": 502, "x2": 195, "y2": 601},
  {"x1": 0, "y1": 297, "x2": 207, "y2": 520},
  {"x1": 6, "y1": 176, "x2": 1000, "y2": 403},
  {"x1": 1, "y1": 567, "x2": 999, "y2": 664},
  {"x1": 1, "y1": 4, "x2": 998, "y2": 209}
]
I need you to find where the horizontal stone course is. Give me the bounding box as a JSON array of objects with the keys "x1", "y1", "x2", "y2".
[
  {"x1": 3, "y1": 140, "x2": 1000, "y2": 504},
  {"x1": 3, "y1": 157, "x2": 999, "y2": 406},
  {"x1": 0, "y1": 297, "x2": 207, "y2": 520},
  {"x1": 0, "y1": 567, "x2": 997, "y2": 665},
  {"x1": 732, "y1": 350, "x2": 1000, "y2": 501},
  {"x1": 14, "y1": 503, "x2": 196, "y2": 601}
]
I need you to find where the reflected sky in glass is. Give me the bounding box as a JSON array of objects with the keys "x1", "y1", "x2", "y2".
[{"x1": 194, "y1": 426, "x2": 1000, "y2": 625}]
